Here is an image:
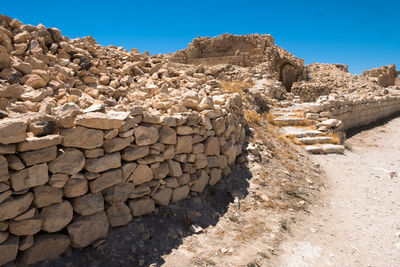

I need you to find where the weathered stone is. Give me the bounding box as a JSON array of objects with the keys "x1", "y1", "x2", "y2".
[
  {"x1": 9, "y1": 214, "x2": 42, "y2": 236},
  {"x1": 17, "y1": 134, "x2": 61, "y2": 152},
  {"x1": 0, "y1": 118, "x2": 27, "y2": 144},
  {"x1": 0, "y1": 192, "x2": 33, "y2": 221},
  {"x1": 29, "y1": 120, "x2": 56, "y2": 137},
  {"x1": 103, "y1": 137, "x2": 130, "y2": 153},
  {"x1": 33, "y1": 185, "x2": 63, "y2": 208},
  {"x1": 130, "y1": 164, "x2": 153, "y2": 185},
  {"x1": 102, "y1": 182, "x2": 134, "y2": 204},
  {"x1": 48, "y1": 147, "x2": 85, "y2": 175},
  {"x1": 84, "y1": 148, "x2": 104, "y2": 158},
  {"x1": 14, "y1": 208, "x2": 35, "y2": 221},
  {"x1": 128, "y1": 197, "x2": 155, "y2": 217},
  {"x1": 71, "y1": 193, "x2": 104, "y2": 216},
  {"x1": 104, "y1": 128, "x2": 118, "y2": 139},
  {"x1": 168, "y1": 160, "x2": 183, "y2": 177},
  {"x1": 40, "y1": 201, "x2": 73, "y2": 233},
  {"x1": 61, "y1": 126, "x2": 104, "y2": 149},
  {"x1": 67, "y1": 211, "x2": 109, "y2": 248},
  {"x1": 209, "y1": 168, "x2": 222, "y2": 186},
  {"x1": 25, "y1": 74, "x2": 46, "y2": 89},
  {"x1": 0, "y1": 231, "x2": 8, "y2": 244},
  {"x1": 134, "y1": 125, "x2": 159, "y2": 146},
  {"x1": 165, "y1": 177, "x2": 179, "y2": 188},
  {"x1": 106, "y1": 203, "x2": 132, "y2": 227},
  {"x1": 159, "y1": 126, "x2": 177, "y2": 144},
  {"x1": 0, "y1": 155, "x2": 8, "y2": 182},
  {"x1": 10, "y1": 163, "x2": 49, "y2": 191},
  {"x1": 21, "y1": 234, "x2": 69, "y2": 265},
  {"x1": 0, "y1": 83, "x2": 24, "y2": 98},
  {"x1": 0, "y1": 236, "x2": 19, "y2": 266},
  {"x1": 19, "y1": 146, "x2": 57, "y2": 166},
  {"x1": 129, "y1": 185, "x2": 151, "y2": 199},
  {"x1": 6, "y1": 155, "x2": 24, "y2": 171},
  {"x1": 122, "y1": 162, "x2": 137, "y2": 180},
  {"x1": 171, "y1": 185, "x2": 190, "y2": 202},
  {"x1": 121, "y1": 146, "x2": 150, "y2": 161},
  {"x1": 153, "y1": 162, "x2": 169, "y2": 179},
  {"x1": 48, "y1": 173, "x2": 68, "y2": 188},
  {"x1": 191, "y1": 170, "x2": 209, "y2": 192},
  {"x1": 205, "y1": 136, "x2": 220, "y2": 156},
  {"x1": 89, "y1": 168, "x2": 122, "y2": 193},
  {"x1": 0, "y1": 190, "x2": 11, "y2": 204},
  {"x1": 63, "y1": 176, "x2": 88, "y2": 198},
  {"x1": 194, "y1": 153, "x2": 208, "y2": 169},
  {"x1": 75, "y1": 112, "x2": 129, "y2": 130},
  {"x1": 175, "y1": 135, "x2": 192, "y2": 154},
  {"x1": 85, "y1": 152, "x2": 121, "y2": 173},
  {"x1": 212, "y1": 117, "x2": 226, "y2": 135},
  {"x1": 176, "y1": 126, "x2": 194, "y2": 135},
  {"x1": 152, "y1": 188, "x2": 172, "y2": 206},
  {"x1": 0, "y1": 45, "x2": 10, "y2": 70},
  {"x1": 0, "y1": 144, "x2": 15, "y2": 154},
  {"x1": 19, "y1": 235, "x2": 33, "y2": 251}
]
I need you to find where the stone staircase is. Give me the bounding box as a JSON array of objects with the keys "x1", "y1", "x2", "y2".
[{"x1": 269, "y1": 104, "x2": 345, "y2": 154}]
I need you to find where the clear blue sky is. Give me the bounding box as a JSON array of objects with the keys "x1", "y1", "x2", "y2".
[{"x1": 1, "y1": 0, "x2": 399, "y2": 74}]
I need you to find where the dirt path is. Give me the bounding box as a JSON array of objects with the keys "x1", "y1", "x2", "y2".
[{"x1": 273, "y1": 117, "x2": 400, "y2": 267}]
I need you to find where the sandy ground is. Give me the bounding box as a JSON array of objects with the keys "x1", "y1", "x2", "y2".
[{"x1": 273, "y1": 117, "x2": 400, "y2": 267}]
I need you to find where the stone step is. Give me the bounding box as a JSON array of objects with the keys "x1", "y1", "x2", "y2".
[
  {"x1": 305, "y1": 144, "x2": 345, "y2": 154},
  {"x1": 272, "y1": 112, "x2": 302, "y2": 117},
  {"x1": 280, "y1": 127, "x2": 322, "y2": 138},
  {"x1": 272, "y1": 117, "x2": 308, "y2": 126},
  {"x1": 297, "y1": 136, "x2": 335, "y2": 145}
]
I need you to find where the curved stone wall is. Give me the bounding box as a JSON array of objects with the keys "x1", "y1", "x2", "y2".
[{"x1": 0, "y1": 93, "x2": 245, "y2": 265}]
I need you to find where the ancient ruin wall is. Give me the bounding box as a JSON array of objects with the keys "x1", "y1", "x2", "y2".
[{"x1": 0, "y1": 95, "x2": 245, "y2": 265}]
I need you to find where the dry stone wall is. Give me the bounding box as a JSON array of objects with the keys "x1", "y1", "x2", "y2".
[{"x1": 0, "y1": 94, "x2": 245, "y2": 265}]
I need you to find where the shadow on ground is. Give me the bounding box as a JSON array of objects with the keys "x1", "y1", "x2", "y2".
[
  {"x1": 34, "y1": 154, "x2": 253, "y2": 267},
  {"x1": 346, "y1": 112, "x2": 400, "y2": 139}
]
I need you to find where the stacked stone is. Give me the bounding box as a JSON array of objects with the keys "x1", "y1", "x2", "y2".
[
  {"x1": 0, "y1": 91, "x2": 245, "y2": 265},
  {"x1": 291, "y1": 82, "x2": 331, "y2": 102}
]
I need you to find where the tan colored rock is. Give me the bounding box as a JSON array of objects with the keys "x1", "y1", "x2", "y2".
[
  {"x1": 63, "y1": 176, "x2": 88, "y2": 198},
  {"x1": 130, "y1": 164, "x2": 153, "y2": 185},
  {"x1": 0, "y1": 236, "x2": 19, "y2": 266},
  {"x1": 0, "y1": 83, "x2": 24, "y2": 98},
  {"x1": 103, "y1": 137, "x2": 130, "y2": 153},
  {"x1": 48, "y1": 173, "x2": 68, "y2": 188},
  {"x1": 152, "y1": 188, "x2": 172, "y2": 206},
  {"x1": 48, "y1": 147, "x2": 85, "y2": 175},
  {"x1": 212, "y1": 117, "x2": 226, "y2": 135},
  {"x1": 67, "y1": 211, "x2": 109, "y2": 248},
  {"x1": 159, "y1": 126, "x2": 177, "y2": 144},
  {"x1": 33, "y1": 185, "x2": 63, "y2": 208},
  {"x1": 168, "y1": 160, "x2": 183, "y2": 177},
  {"x1": 40, "y1": 201, "x2": 73, "y2": 233},
  {"x1": 171, "y1": 185, "x2": 190, "y2": 202},
  {"x1": 134, "y1": 125, "x2": 159, "y2": 146},
  {"x1": 10, "y1": 163, "x2": 49, "y2": 191},
  {"x1": 84, "y1": 152, "x2": 121, "y2": 173},
  {"x1": 25, "y1": 74, "x2": 46, "y2": 89},
  {"x1": 103, "y1": 182, "x2": 134, "y2": 204},
  {"x1": 0, "y1": 118, "x2": 27, "y2": 144},
  {"x1": 128, "y1": 197, "x2": 155, "y2": 217},
  {"x1": 0, "y1": 155, "x2": 8, "y2": 182},
  {"x1": 121, "y1": 146, "x2": 149, "y2": 161},
  {"x1": 175, "y1": 135, "x2": 192, "y2": 154},
  {"x1": 0, "y1": 192, "x2": 33, "y2": 221},
  {"x1": 106, "y1": 203, "x2": 132, "y2": 227},
  {"x1": 71, "y1": 193, "x2": 104, "y2": 216},
  {"x1": 0, "y1": 190, "x2": 11, "y2": 204},
  {"x1": 89, "y1": 168, "x2": 122, "y2": 193},
  {"x1": 191, "y1": 170, "x2": 209, "y2": 192},
  {"x1": 209, "y1": 168, "x2": 222, "y2": 186},
  {"x1": 17, "y1": 134, "x2": 61, "y2": 152},
  {"x1": 0, "y1": 144, "x2": 15, "y2": 154},
  {"x1": 6, "y1": 155, "x2": 25, "y2": 171},
  {"x1": 19, "y1": 146, "x2": 57, "y2": 166},
  {"x1": 9, "y1": 214, "x2": 42, "y2": 236},
  {"x1": 21, "y1": 234, "x2": 70, "y2": 265},
  {"x1": 0, "y1": 231, "x2": 8, "y2": 244},
  {"x1": 122, "y1": 162, "x2": 137, "y2": 180},
  {"x1": 19, "y1": 235, "x2": 34, "y2": 251},
  {"x1": 84, "y1": 148, "x2": 104, "y2": 158},
  {"x1": 14, "y1": 208, "x2": 35, "y2": 221},
  {"x1": 61, "y1": 126, "x2": 104, "y2": 149},
  {"x1": 75, "y1": 112, "x2": 129, "y2": 130},
  {"x1": 205, "y1": 136, "x2": 220, "y2": 156},
  {"x1": 0, "y1": 45, "x2": 10, "y2": 70},
  {"x1": 153, "y1": 162, "x2": 169, "y2": 179}
]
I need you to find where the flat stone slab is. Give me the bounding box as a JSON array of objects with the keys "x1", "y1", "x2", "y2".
[
  {"x1": 321, "y1": 144, "x2": 345, "y2": 154},
  {"x1": 305, "y1": 145, "x2": 323, "y2": 154},
  {"x1": 297, "y1": 136, "x2": 334, "y2": 145},
  {"x1": 281, "y1": 127, "x2": 322, "y2": 138}
]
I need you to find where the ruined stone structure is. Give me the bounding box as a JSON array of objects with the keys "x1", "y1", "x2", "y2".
[{"x1": 363, "y1": 64, "x2": 400, "y2": 87}]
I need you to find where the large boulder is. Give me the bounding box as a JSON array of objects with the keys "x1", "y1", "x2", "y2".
[
  {"x1": 61, "y1": 126, "x2": 104, "y2": 149},
  {"x1": 0, "y1": 118, "x2": 27, "y2": 144}
]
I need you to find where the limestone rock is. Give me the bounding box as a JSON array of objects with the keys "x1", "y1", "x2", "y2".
[
  {"x1": 10, "y1": 163, "x2": 49, "y2": 191},
  {"x1": 128, "y1": 197, "x2": 155, "y2": 217},
  {"x1": 0, "y1": 118, "x2": 27, "y2": 144},
  {"x1": 0, "y1": 45, "x2": 10, "y2": 70},
  {"x1": 171, "y1": 185, "x2": 190, "y2": 202},
  {"x1": 134, "y1": 125, "x2": 159, "y2": 146},
  {"x1": 121, "y1": 146, "x2": 149, "y2": 161},
  {"x1": 6, "y1": 155, "x2": 25, "y2": 171},
  {"x1": 191, "y1": 170, "x2": 209, "y2": 192},
  {"x1": 61, "y1": 126, "x2": 104, "y2": 149},
  {"x1": 49, "y1": 148, "x2": 85, "y2": 175},
  {"x1": 21, "y1": 234, "x2": 70, "y2": 265},
  {"x1": 40, "y1": 201, "x2": 73, "y2": 233},
  {"x1": 18, "y1": 235, "x2": 33, "y2": 251},
  {"x1": 89, "y1": 168, "x2": 123, "y2": 193},
  {"x1": 204, "y1": 136, "x2": 220, "y2": 156},
  {"x1": 63, "y1": 176, "x2": 88, "y2": 198},
  {"x1": 159, "y1": 126, "x2": 177, "y2": 144},
  {"x1": 75, "y1": 112, "x2": 129, "y2": 130},
  {"x1": 106, "y1": 203, "x2": 132, "y2": 227},
  {"x1": 0, "y1": 192, "x2": 33, "y2": 221},
  {"x1": 19, "y1": 146, "x2": 57, "y2": 166},
  {"x1": 17, "y1": 134, "x2": 61, "y2": 152},
  {"x1": 33, "y1": 185, "x2": 63, "y2": 208},
  {"x1": 103, "y1": 137, "x2": 130, "y2": 153},
  {"x1": 9, "y1": 214, "x2": 42, "y2": 236},
  {"x1": 71, "y1": 193, "x2": 104, "y2": 216},
  {"x1": 102, "y1": 182, "x2": 134, "y2": 204},
  {"x1": 0, "y1": 83, "x2": 24, "y2": 98},
  {"x1": 175, "y1": 135, "x2": 192, "y2": 154},
  {"x1": 0, "y1": 236, "x2": 19, "y2": 266},
  {"x1": 0, "y1": 155, "x2": 8, "y2": 182},
  {"x1": 209, "y1": 168, "x2": 222, "y2": 186},
  {"x1": 152, "y1": 188, "x2": 172, "y2": 206},
  {"x1": 130, "y1": 164, "x2": 153, "y2": 185},
  {"x1": 67, "y1": 211, "x2": 109, "y2": 248},
  {"x1": 84, "y1": 152, "x2": 121, "y2": 173}
]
